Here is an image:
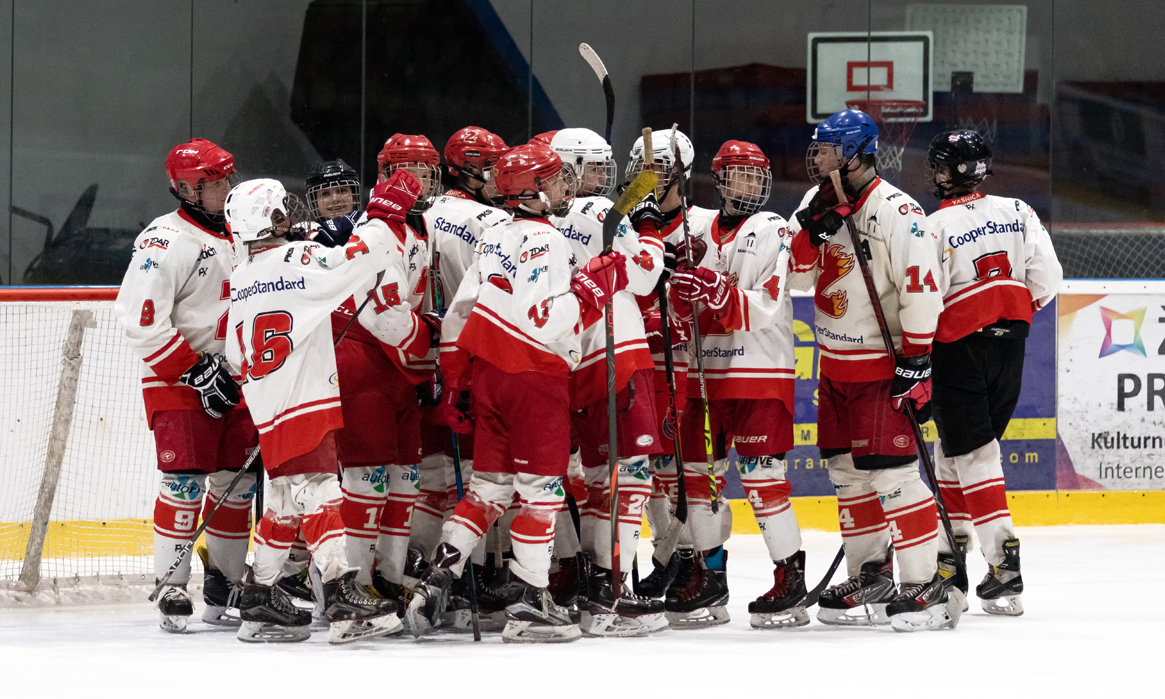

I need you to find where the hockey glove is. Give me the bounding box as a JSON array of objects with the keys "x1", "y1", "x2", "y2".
[
  {"x1": 420, "y1": 311, "x2": 442, "y2": 346},
  {"x1": 890, "y1": 353, "x2": 933, "y2": 423},
  {"x1": 628, "y1": 194, "x2": 663, "y2": 236},
  {"x1": 571, "y1": 251, "x2": 629, "y2": 324},
  {"x1": 674, "y1": 236, "x2": 708, "y2": 269},
  {"x1": 661, "y1": 242, "x2": 678, "y2": 282},
  {"x1": 367, "y1": 170, "x2": 421, "y2": 224},
  {"x1": 643, "y1": 310, "x2": 690, "y2": 355},
  {"x1": 180, "y1": 353, "x2": 241, "y2": 419},
  {"x1": 671, "y1": 267, "x2": 732, "y2": 315},
  {"x1": 795, "y1": 183, "x2": 854, "y2": 247},
  {"x1": 440, "y1": 375, "x2": 474, "y2": 435}
]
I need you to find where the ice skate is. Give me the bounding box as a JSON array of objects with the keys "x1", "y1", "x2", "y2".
[
  {"x1": 583, "y1": 564, "x2": 667, "y2": 637},
  {"x1": 404, "y1": 543, "x2": 459, "y2": 637},
  {"x1": 977, "y1": 538, "x2": 1024, "y2": 616},
  {"x1": 665, "y1": 551, "x2": 730, "y2": 629},
  {"x1": 236, "y1": 579, "x2": 312, "y2": 643},
  {"x1": 201, "y1": 566, "x2": 244, "y2": 627},
  {"x1": 444, "y1": 563, "x2": 507, "y2": 632},
  {"x1": 887, "y1": 573, "x2": 965, "y2": 632},
  {"x1": 501, "y1": 579, "x2": 582, "y2": 644},
  {"x1": 634, "y1": 549, "x2": 682, "y2": 599},
  {"x1": 749, "y1": 550, "x2": 810, "y2": 629},
  {"x1": 403, "y1": 545, "x2": 429, "y2": 587},
  {"x1": 371, "y1": 569, "x2": 412, "y2": 618},
  {"x1": 155, "y1": 582, "x2": 193, "y2": 633},
  {"x1": 323, "y1": 571, "x2": 402, "y2": 644},
  {"x1": 548, "y1": 553, "x2": 582, "y2": 608},
  {"x1": 816, "y1": 553, "x2": 896, "y2": 626},
  {"x1": 276, "y1": 569, "x2": 315, "y2": 604}
]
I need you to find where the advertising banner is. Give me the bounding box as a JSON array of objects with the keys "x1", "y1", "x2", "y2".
[{"x1": 1057, "y1": 287, "x2": 1165, "y2": 490}]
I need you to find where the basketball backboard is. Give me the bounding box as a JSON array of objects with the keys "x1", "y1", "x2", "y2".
[
  {"x1": 807, "y1": 31, "x2": 934, "y2": 123},
  {"x1": 906, "y1": 4, "x2": 1027, "y2": 94}
]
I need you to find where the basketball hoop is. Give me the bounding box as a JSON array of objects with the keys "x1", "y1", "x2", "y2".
[{"x1": 846, "y1": 99, "x2": 926, "y2": 180}]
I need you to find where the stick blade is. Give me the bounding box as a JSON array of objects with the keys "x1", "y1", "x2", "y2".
[
  {"x1": 600, "y1": 170, "x2": 657, "y2": 250},
  {"x1": 579, "y1": 43, "x2": 608, "y2": 81}
]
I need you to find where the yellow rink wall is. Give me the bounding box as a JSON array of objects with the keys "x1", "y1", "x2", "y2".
[{"x1": 3, "y1": 490, "x2": 1163, "y2": 559}]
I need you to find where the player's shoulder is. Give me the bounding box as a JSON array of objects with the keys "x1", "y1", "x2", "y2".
[{"x1": 986, "y1": 194, "x2": 1038, "y2": 218}]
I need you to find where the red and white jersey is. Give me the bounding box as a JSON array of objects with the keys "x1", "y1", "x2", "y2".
[
  {"x1": 441, "y1": 217, "x2": 584, "y2": 381},
  {"x1": 677, "y1": 211, "x2": 796, "y2": 411},
  {"x1": 927, "y1": 192, "x2": 1062, "y2": 342},
  {"x1": 553, "y1": 195, "x2": 664, "y2": 409},
  {"x1": 226, "y1": 230, "x2": 395, "y2": 468},
  {"x1": 114, "y1": 208, "x2": 242, "y2": 425},
  {"x1": 331, "y1": 217, "x2": 434, "y2": 383},
  {"x1": 788, "y1": 178, "x2": 944, "y2": 382},
  {"x1": 425, "y1": 189, "x2": 511, "y2": 306}
]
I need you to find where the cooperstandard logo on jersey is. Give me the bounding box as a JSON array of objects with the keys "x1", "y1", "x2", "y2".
[
  {"x1": 431, "y1": 216, "x2": 477, "y2": 247},
  {"x1": 557, "y1": 223, "x2": 592, "y2": 246},
  {"x1": 480, "y1": 241, "x2": 517, "y2": 276},
  {"x1": 232, "y1": 276, "x2": 307, "y2": 302},
  {"x1": 950, "y1": 220, "x2": 1026, "y2": 249}
]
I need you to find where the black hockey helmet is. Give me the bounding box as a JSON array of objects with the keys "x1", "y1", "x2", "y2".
[
  {"x1": 925, "y1": 130, "x2": 992, "y2": 200},
  {"x1": 305, "y1": 159, "x2": 361, "y2": 219}
]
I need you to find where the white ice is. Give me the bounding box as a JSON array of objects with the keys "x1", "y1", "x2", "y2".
[{"x1": 1, "y1": 525, "x2": 1159, "y2": 698}]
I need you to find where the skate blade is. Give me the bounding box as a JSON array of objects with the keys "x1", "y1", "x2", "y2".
[
  {"x1": 328, "y1": 614, "x2": 403, "y2": 645},
  {"x1": 582, "y1": 611, "x2": 668, "y2": 637},
  {"x1": 889, "y1": 590, "x2": 965, "y2": 633},
  {"x1": 501, "y1": 620, "x2": 582, "y2": 644},
  {"x1": 158, "y1": 613, "x2": 188, "y2": 633},
  {"x1": 815, "y1": 604, "x2": 890, "y2": 626},
  {"x1": 749, "y1": 606, "x2": 810, "y2": 629},
  {"x1": 236, "y1": 620, "x2": 310, "y2": 643},
  {"x1": 441, "y1": 609, "x2": 506, "y2": 633},
  {"x1": 981, "y1": 594, "x2": 1023, "y2": 616},
  {"x1": 664, "y1": 606, "x2": 730, "y2": 629},
  {"x1": 201, "y1": 605, "x2": 242, "y2": 627},
  {"x1": 403, "y1": 599, "x2": 441, "y2": 639}
]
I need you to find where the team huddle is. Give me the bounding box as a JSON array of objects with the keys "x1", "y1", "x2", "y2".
[{"x1": 113, "y1": 107, "x2": 1061, "y2": 645}]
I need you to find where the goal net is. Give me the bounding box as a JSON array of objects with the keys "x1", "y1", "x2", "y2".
[{"x1": 0, "y1": 289, "x2": 204, "y2": 604}]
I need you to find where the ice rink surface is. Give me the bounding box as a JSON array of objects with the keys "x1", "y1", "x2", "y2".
[{"x1": 1, "y1": 525, "x2": 1159, "y2": 698}]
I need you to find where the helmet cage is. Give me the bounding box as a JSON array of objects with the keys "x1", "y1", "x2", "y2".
[
  {"x1": 306, "y1": 177, "x2": 360, "y2": 220},
  {"x1": 381, "y1": 161, "x2": 443, "y2": 213},
  {"x1": 715, "y1": 165, "x2": 772, "y2": 216},
  {"x1": 504, "y1": 164, "x2": 577, "y2": 217},
  {"x1": 177, "y1": 173, "x2": 240, "y2": 222},
  {"x1": 563, "y1": 156, "x2": 616, "y2": 198}
]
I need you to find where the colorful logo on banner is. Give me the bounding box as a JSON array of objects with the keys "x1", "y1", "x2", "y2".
[{"x1": 1098, "y1": 306, "x2": 1146, "y2": 357}]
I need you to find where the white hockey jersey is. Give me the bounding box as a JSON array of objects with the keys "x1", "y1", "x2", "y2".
[
  {"x1": 440, "y1": 216, "x2": 584, "y2": 381},
  {"x1": 927, "y1": 192, "x2": 1062, "y2": 342},
  {"x1": 114, "y1": 208, "x2": 242, "y2": 426},
  {"x1": 425, "y1": 189, "x2": 511, "y2": 305},
  {"x1": 553, "y1": 195, "x2": 664, "y2": 409},
  {"x1": 673, "y1": 211, "x2": 796, "y2": 411},
  {"x1": 332, "y1": 217, "x2": 435, "y2": 383},
  {"x1": 788, "y1": 178, "x2": 944, "y2": 382},
  {"x1": 226, "y1": 230, "x2": 396, "y2": 468}
]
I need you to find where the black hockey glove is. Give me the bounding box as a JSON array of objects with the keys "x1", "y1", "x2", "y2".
[
  {"x1": 628, "y1": 194, "x2": 663, "y2": 235},
  {"x1": 661, "y1": 242, "x2": 678, "y2": 281},
  {"x1": 796, "y1": 184, "x2": 854, "y2": 247},
  {"x1": 180, "y1": 353, "x2": 241, "y2": 419},
  {"x1": 890, "y1": 353, "x2": 932, "y2": 423}
]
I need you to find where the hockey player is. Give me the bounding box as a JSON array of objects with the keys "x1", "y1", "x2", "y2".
[
  {"x1": 406, "y1": 143, "x2": 630, "y2": 643},
  {"x1": 114, "y1": 138, "x2": 258, "y2": 632},
  {"x1": 411, "y1": 127, "x2": 512, "y2": 625},
  {"x1": 305, "y1": 159, "x2": 362, "y2": 247},
  {"x1": 224, "y1": 173, "x2": 421, "y2": 643},
  {"x1": 663, "y1": 141, "x2": 804, "y2": 629},
  {"x1": 787, "y1": 108, "x2": 957, "y2": 631},
  {"x1": 549, "y1": 127, "x2": 667, "y2": 636},
  {"x1": 623, "y1": 129, "x2": 717, "y2": 603},
  {"x1": 924, "y1": 130, "x2": 1061, "y2": 616}
]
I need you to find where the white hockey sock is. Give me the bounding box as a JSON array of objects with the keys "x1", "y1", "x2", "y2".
[
  {"x1": 410, "y1": 455, "x2": 448, "y2": 560},
  {"x1": 738, "y1": 455, "x2": 802, "y2": 561},
  {"x1": 339, "y1": 465, "x2": 389, "y2": 585},
  {"x1": 827, "y1": 454, "x2": 890, "y2": 578},
  {"x1": 682, "y1": 459, "x2": 731, "y2": 552},
  {"x1": 374, "y1": 464, "x2": 419, "y2": 584},
  {"x1": 153, "y1": 472, "x2": 207, "y2": 585}
]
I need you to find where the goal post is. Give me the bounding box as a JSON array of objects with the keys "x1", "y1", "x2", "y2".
[{"x1": 0, "y1": 287, "x2": 190, "y2": 604}]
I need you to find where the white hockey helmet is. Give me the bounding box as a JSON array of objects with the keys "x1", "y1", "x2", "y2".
[
  {"x1": 224, "y1": 178, "x2": 306, "y2": 244},
  {"x1": 626, "y1": 127, "x2": 694, "y2": 198},
  {"x1": 550, "y1": 128, "x2": 616, "y2": 198}
]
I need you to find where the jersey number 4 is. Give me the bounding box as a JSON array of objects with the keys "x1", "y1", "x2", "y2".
[{"x1": 238, "y1": 311, "x2": 294, "y2": 379}]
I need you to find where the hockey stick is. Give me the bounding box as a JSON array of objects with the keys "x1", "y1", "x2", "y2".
[
  {"x1": 334, "y1": 270, "x2": 386, "y2": 348},
  {"x1": 648, "y1": 276, "x2": 689, "y2": 568},
  {"x1": 149, "y1": 445, "x2": 261, "y2": 602},
  {"x1": 804, "y1": 545, "x2": 846, "y2": 607},
  {"x1": 579, "y1": 43, "x2": 614, "y2": 144},
  {"x1": 601, "y1": 163, "x2": 660, "y2": 595},
  {"x1": 827, "y1": 169, "x2": 968, "y2": 588},
  {"x1": 672, "y1": 128, "x2": 719, "y2": 515},
  {"x1": 430, "y1": 250, "x2": 482, "y2": 642}
]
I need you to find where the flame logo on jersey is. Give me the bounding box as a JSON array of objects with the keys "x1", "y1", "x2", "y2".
[{"x1": 815, "y1": 243, "x2": 853, "y2": 319}]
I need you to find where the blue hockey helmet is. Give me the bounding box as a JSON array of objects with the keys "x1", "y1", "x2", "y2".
[{"x1": 807, "y1": 109, "x2": 879, "y2": 184}]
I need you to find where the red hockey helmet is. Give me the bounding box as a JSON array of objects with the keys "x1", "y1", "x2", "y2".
[
  {"x1": 711, "y1": 140, "x2": 771, "y2": 216},
  {"x1": 165, "y1": 138, "x2": 235, "y2": 190},
  {"x1": 529, "y1": 130, "x2": 559, "y2": 146},
  {"x1": 493, "y1": 143, "x2": 576, "y2": 216},
  {"x1": 444, "y1": 127, "x2": 509, "y2": 179},
  {"x1": 378, "y1": 134, "x2": 442, "y2": 212}
]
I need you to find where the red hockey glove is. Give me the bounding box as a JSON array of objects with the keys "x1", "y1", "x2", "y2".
[
  {"x1": 571, "y1": 251, "x2": 628, "y2": 316},
  {"x1": 440, "y1": 374, "x2": 474, "y2": 435},
  {"x1": 367, "y1": 170, "x2": 421, "y2": 223},
  {"x1": 643, "y1": 310, "x2": 691, "y2": 355},
  {"x1": 674, "y1": 236, "x2": 707, "y2": 269},
  {"x1": 890, "y1": 353, "x2": 932, "y2": 423},
  {"x1": 667, "y1": 281, "x2": 694, "y2": 322},
  {"x1": 671, "y1": 267, "x2": 731, "y2": 314}
]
